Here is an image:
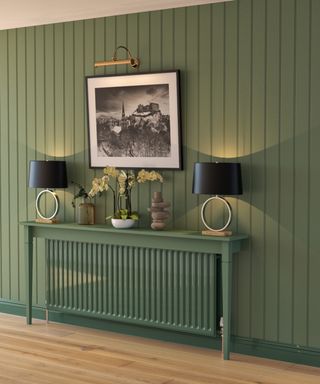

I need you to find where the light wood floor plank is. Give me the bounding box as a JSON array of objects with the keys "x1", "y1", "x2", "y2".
[{"x1": 0, "y1": 313, "x2": 319, "y2": 384}]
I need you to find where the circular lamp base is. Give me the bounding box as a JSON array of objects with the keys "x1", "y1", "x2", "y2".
[
  {"x1": 201, "y1": 195, "x2": 232, "y2": 235},
  {"x1": 35, "y1": 189, "x2": 59, "y2": 223}
]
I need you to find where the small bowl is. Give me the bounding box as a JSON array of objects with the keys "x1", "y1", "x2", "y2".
[{"x1": 111, "y1": 218, "x2": 136, "y2": 229}]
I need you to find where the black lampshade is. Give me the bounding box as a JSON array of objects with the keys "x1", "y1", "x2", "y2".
[
  {"x1": 192, "y1": 162, "x2": 242, "y2": 196},
  {"x1": 28, "y1": 160, "x2": 68, "y2": 188}
]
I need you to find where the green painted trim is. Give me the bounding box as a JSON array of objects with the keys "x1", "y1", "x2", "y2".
[
  {"x1": 232, "y1": 336, "x2": 320, "y2": 368},
  {"x1": 1, "y1": 300, "x2": 320, "y2": 368},
  {"x1": 0, "y1": 300, "x2": 46, "y2": 320}
]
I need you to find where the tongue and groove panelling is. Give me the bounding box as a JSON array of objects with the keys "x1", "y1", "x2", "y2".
[{"x1": 0, "y1": 0, "x2": 320, "y2": 351}]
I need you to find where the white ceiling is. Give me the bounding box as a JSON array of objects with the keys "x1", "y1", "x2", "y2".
[{"x1": 0, "y1": 0, "x2": 232, "y2": 31}]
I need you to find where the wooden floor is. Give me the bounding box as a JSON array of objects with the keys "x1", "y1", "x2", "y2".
[{"x1": 0, "y1": 314, "x2": 319, "y2": 384}]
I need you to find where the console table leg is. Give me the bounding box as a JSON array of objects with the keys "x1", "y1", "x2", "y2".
[
  {"x1": 221, "y1": 243, "x2": 233, "y2": 360},
  {"x1": 25, "y1": 226, "x2": 33, "y2": 325}
]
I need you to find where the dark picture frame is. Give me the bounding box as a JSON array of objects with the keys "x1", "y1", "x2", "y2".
[{"x1": 86, "y1": 71, "x2": 182, "y2": 169}]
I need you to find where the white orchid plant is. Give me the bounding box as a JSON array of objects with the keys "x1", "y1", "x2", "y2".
[{"x1": 88, "y1": 166, "x2": 163, "y2": 220}]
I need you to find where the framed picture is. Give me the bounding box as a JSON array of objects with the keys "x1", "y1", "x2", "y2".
[{"x1": 86, "y1": 71, "x2": 182, "y2": 169}]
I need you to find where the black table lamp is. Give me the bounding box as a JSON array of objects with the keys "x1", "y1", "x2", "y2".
[
  {"x1": 192, "y1": 162, "x2": 242, "y2": 236},
  {"x1": 28, "y1": 160, "x2": 68, "y2": 223}
]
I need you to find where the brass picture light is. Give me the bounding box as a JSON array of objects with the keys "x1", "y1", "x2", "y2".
[{"x1": 94, "y1": 45, "x2": 140, "y2": 69}]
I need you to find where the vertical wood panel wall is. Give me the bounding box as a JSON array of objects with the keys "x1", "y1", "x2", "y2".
[{"x1": 0, "y1": 0, "x2": 320, "y2": 350}]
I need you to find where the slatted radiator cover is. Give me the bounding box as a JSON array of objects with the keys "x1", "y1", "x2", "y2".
[{"x1": 47, "y1": 240, "x2": 217, "y2": 336}]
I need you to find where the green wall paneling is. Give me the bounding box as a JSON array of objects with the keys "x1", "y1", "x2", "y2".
[
  {"x1": 278, "y1": 0, "x2": 295, "y2": 344},
  {"x1": 264, "y1": 0, "x2": 280, "y2": 343},
  {"x1": 0, "y1": 30, "x2": 9, "y2": 300},
  {"x1": 1, "y1": 0, "x2": 320, "y2": 365},
  {"x1": 293, "y1": 0, "x2": 310, "y2": 348},
  {"x1": 173, "y1": 8, "x2": 187, "y2": 229},
  {"x1": 309, "y1": 0, "x2": 320, "y2": 349},
  {"x1": 234, "y1": 0, "x2": 251, "y2": 339}
]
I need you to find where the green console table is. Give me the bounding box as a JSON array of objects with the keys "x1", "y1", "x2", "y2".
[{"x1": 21, "y1": 221, "x2": 247, "y2": 360}]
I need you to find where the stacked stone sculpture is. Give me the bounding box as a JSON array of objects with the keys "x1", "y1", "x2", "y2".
[{"x1": 148, "y1": 192, "x2": 170, "y2": 230}]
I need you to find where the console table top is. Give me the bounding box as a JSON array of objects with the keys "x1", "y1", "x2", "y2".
[{"x1": 21, "y1": 221, "x2": 248, "y2": 243}]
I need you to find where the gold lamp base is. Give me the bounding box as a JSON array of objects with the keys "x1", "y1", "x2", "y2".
[
  {"x1": 35, "y1": 189, "x2": 59, "y2": 224},
  {"x1": 202, "y1": 230, "x2": 233, "y2": 237},
  {"x1": 200, "y1": 196, "x2": 233, "y2": 237},
  {"x1": 35, "y1": 218, "x2": 58, "y2": 224}
]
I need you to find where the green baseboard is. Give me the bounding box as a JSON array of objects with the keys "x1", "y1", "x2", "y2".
[
  {"x1": 0, "y1": 300, "x2": 47, "y2": 320},
  {"x1": 232, "y1": 336, "x2": 320, "y2": 368},
  {"x1": 1, "y1": 300, "x2": 319, "y2": 368}
]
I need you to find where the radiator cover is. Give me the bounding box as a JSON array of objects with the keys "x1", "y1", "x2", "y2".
[{"x1": 47, "y1": 240, "x2": 217, "y2": 336}]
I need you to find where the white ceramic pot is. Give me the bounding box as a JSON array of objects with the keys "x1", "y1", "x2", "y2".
[{"x1": 111, "y1": 218, "x2": 136, "y2": 229}]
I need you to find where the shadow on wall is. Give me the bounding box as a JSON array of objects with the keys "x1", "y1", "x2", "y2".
[
  {"x1": 24, "y1": 126, "x2": 315, "y2": 242},
  {"x1": 179, "y1": 127, "x2": 313, "y2": 242}
]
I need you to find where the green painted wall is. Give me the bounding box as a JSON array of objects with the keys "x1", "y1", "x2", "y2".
[{"x1": 1, "y1": 0, "x2": 320, "y2": 355}]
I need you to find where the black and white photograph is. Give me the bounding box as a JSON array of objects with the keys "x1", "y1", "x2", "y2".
[{"x1": 86, "y1": 71, "x2": 181, "y2": 169}]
